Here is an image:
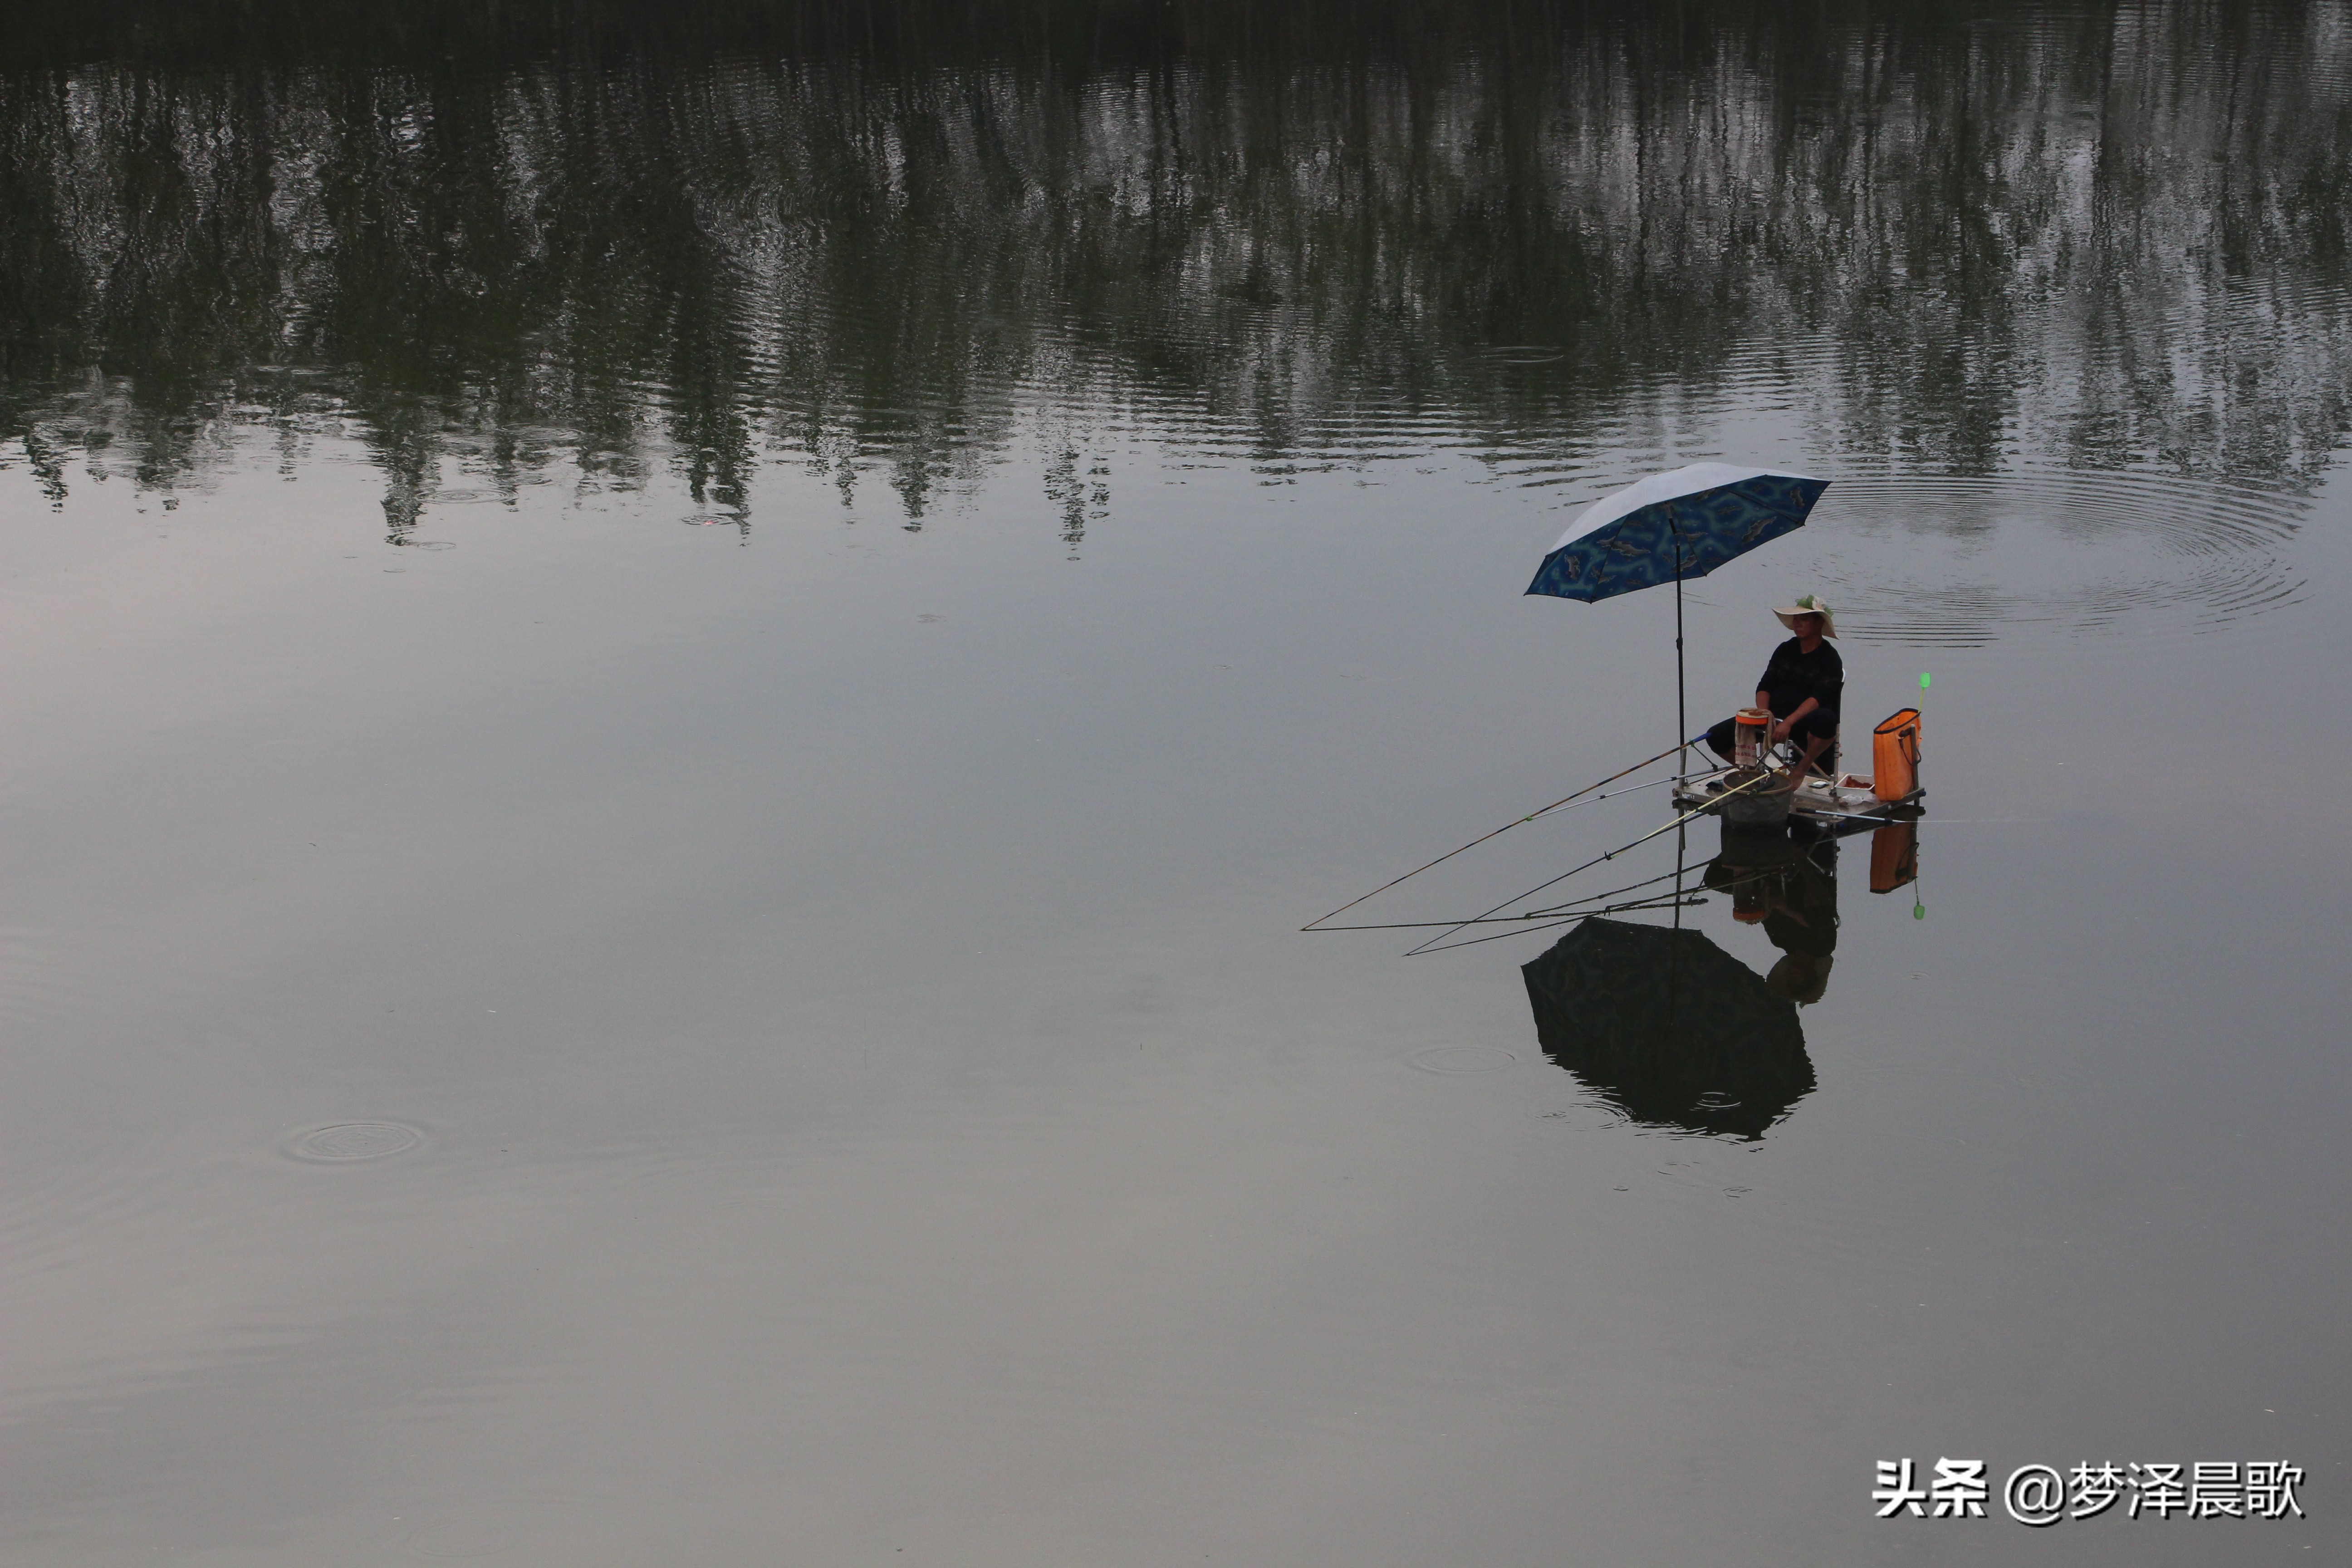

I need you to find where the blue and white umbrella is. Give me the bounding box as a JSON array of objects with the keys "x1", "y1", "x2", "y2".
[
  {"x1": 1525, "y1": 462, "x2": 1829, "y2": 750},
  {"x1": 1524, "y1": 463, "x2": 1828, "y2": 603}
]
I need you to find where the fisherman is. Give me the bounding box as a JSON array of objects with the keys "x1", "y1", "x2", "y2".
[{"x1": 1705, "y1": 594, "x2": 1842, "y2": 779}]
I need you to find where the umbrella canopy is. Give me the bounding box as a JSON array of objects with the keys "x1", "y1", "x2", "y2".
[
  {"x1": 1521, "y1": 916, "x2": 1814, "y2": 1140},
  {"x1": 1524, "y1": 463, "x2": 1828, "y2": 603}
]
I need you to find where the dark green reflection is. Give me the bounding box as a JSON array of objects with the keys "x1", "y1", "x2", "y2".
[
  {"x1": 6, "y1": 1, "x2": 2351, "y2": 529},
  {"x1": 1521, "y1": 818, "x2": 1931, "y2": 1137},
  {"x1": 1523, "y1": 915, "x2": 1815, "y2": 1141},
  {"x1": 1703, "y1": 825, "x2": 1843, "y2": 1009}
]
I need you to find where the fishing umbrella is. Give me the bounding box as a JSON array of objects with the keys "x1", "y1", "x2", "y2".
[
  {"x1": 1521, "y1": 915, "x2": 1814, "y2": 1140},
  {"x1": 1525, "y1": 463, "x2": 1828, "y2": 756}
]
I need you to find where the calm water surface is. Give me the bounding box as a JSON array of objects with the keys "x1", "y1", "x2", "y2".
[{"x1": 5, "y1": 4, "x2": 2352, "y2": 1562}]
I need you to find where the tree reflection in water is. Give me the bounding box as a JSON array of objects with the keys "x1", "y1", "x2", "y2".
[{"x1": 5, "y1": 0, "x2": 2351, "y2": 536}]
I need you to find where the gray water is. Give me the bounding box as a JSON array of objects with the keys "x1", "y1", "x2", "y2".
[{"x1": 5, "y1": 4, "x2": 2351, "y2": 1562}]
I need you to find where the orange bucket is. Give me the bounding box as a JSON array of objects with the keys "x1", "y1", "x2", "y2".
[
  {"x1": 1869, "y1": 821, "x2": 1918, "y2": 893},
  {"x1": 1872, "y1": 709, "x2": 1922, "y2": 801},
  {"x1": 1733, "y1": 707, "x2": 1773, "y2": 766}
]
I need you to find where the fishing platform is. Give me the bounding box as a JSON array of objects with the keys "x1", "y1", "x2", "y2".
[
  {"x1": 1672, "y1": 765, "x2": 1921, "y2": 826},
  {"x1": 1671, "y1": 705, "x2": 1925, "y2": 828}
]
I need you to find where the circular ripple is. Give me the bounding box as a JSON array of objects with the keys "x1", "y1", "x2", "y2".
[
  {"x1": 1408, "y1": 1045, "x2": 1519, "y2": 1075},
  {"x1": 1804, "y1": 470, "x2": 2308, "y2": 645},
  {"x1": 284, "y1": 1122, "x2": 422, "y2": 1163}
]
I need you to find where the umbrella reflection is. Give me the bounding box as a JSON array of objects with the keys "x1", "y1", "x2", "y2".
[{"x1": 1522, "y1": 915, "x2": 1814, "y2": 1140}]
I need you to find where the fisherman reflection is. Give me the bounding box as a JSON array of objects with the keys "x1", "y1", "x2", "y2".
[{"x1": 1705, "y1": 823, "x2": 1839, "y2": 1005}]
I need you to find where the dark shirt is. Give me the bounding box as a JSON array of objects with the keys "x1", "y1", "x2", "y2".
[
  {"x1": 1758, "y1": 637, "x2": 1842, "y2": 725},
  {"x1": 1764, "y1": 857, "x2": 1840, "y2": 960}
]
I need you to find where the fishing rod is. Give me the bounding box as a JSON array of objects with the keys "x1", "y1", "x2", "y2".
[
  {"x1": 1315, "y1": 882, "x2": 1710, "y2": 951},
  {"x1": 1401, "y1": 769, "x2": 1786, "y2": 956},
  {"x1": 1408, "y1": 892, "x2": 1710, "y2": 956},
  {"x1": 1300, "y1": 735, "x2": 1706, "y2": 931},
  {"x1": 1531, "y1": 836, "x2": 1832, "y2": 920},
  {"x1": 1303, "y1": 861, "x2": 1697, "y2": 933}
]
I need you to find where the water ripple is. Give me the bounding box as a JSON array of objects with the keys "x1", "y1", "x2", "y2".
[
  {"x1": 282, "y1": 1122, "x2": 425, "y2": 1164},
  {"x1": 1810, "y1": 470, "x2": 2308, "y2": 646}
]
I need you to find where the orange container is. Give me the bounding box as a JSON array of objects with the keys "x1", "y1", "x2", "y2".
[
  {"x1": 1869, "y1": 821, "x2": 1918, "y2": 893},
  {"x1": 1733, "y1": 707, "x2": 1773, "y2": 766},
  {"x1": 1871, "y1": 708, "x2": 1922, "y2": 801}
]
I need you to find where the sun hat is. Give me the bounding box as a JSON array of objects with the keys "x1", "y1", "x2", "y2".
[
  {"x1": 1766, "y1": 952, "x2": 1833, "y2": 1005},
  {"x1": 1773, "y1": 593, "x2": 1838, "y2": 638}
]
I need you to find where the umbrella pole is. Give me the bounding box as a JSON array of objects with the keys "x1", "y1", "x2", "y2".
[
  {"x1": 1672, "y1": 523, "x2": 1688, "y2": 776},
  {"x1": 1673, "y1": 819, "x2": 1686, "y2": 931},
  {"x1": 1671, "y1": 508, "x2": 1688, "y2": 936}
]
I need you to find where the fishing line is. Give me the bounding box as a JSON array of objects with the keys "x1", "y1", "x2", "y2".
[
  {"x1": 1401, "y1": 771, "x2": 1784, "y2": 955},
  {"x1": 1300, "y1": 735, "x2": 1705, "y2": 931},
  {"x1": 1413, "y1": 818, "x2": 1857, "y2": 954},
  {"x1": 1408, "y1": 893, "x2": 1709, "y2": 956},
  {"x1": 1306, "y1": 863, "x2": 1698, "y2": 934},
  {"x1": 1527, "y1": 862, "x2": 1699, "y2": 917},
  {"x1": 1539, "y1": 772, "x2": 1690, "y2": 809},
  {"x1": 1393, "y1": 893, "x2": 1701, "y2": 958}
]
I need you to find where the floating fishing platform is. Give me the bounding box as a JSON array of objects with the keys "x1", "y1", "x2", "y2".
[
  {"x1": 1673, "y1": 705, "x2": 1925, "y2": 827},
  {"x1": 1302, "y1": 708, "x2": 1927, "y2": 949},
  {"x1": 1673, "y1": 766, "x2": 1921, "y2": 826}
]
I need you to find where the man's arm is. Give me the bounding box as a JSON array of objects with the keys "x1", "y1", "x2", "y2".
[{"x1": 1772, "y1": 697, "x2": 1819, "y2": 741}]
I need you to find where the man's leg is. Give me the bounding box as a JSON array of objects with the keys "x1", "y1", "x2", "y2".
[
  {"x1": 1788, "y1": 712, "x2": 1838, "y2": 778},
  {"x1": 1704, "y1": 716, "x2": 1741, "y2": 763}
]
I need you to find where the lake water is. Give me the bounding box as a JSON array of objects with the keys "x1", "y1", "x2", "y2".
[{"x1": 5, "y1": 3, "x2": 2351, "y2": 1562}]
